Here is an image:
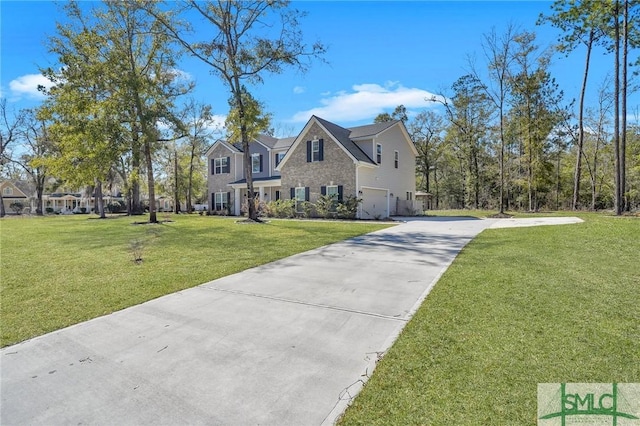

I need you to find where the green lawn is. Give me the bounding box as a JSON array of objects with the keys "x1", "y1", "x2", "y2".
[
  {"x1": 339, "y1": 213, "x2": 640, "y2": 425},
  {"x1": 0, "y1": 214, "x2": 390, "y2": 347}
]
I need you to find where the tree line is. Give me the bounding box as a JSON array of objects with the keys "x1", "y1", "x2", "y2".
[
  {"x1": 1, "y1": 0, "x2": 638, "y2": 219},
  {"x1": 378, "y1": 1, "x2": 639, "y2": 214},
  {"x1": 0, "y1": 0, "x2": 322, "y2": 221}
]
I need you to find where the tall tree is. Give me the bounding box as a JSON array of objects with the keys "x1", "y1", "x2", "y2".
[
  {"x1": 475, "y1": 24, "x2": 518, "y2": 214},
  {"x1": 409, "y1": 110, "x2": 445, "y2": 208},
  {"x1": 540, "y1": 0, "x2": 606, "y2": 210},
  {"x1": 179, "y1": 100, "x2": 216, "y2": 213},
  {"x1": 148, "y1": 0, "x2": 325, "y2": 221},
  {"x1": 11, "y1": 110, "x2": 53, "y2": 215},
  {"x1": 508, "y1": 31, "x2": 565, "y2": 211},
  {"x1": 104, "y1": 1, "x2": 190, "y2": 223},
  {"x1": 435, "y1": 75, "x2": 494, "y2": 209},
  {"x1": 39, "y1": 2, "x2": 125, "y2": 218}
]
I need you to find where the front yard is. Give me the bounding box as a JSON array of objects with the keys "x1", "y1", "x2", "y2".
[{"x1": 0, "y1": 214, "x2": 390, "y2": 347}]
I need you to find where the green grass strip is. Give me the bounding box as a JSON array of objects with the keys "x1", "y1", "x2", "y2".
[{"x1": 339, "y1": 214, "x2": 640, "y2": 425}]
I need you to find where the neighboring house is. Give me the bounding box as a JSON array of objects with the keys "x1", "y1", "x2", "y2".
[
  {"x1": 0, "y1": 180, "x2": 30, "y2": 214},
  {"x1": 206, "y1": 115, "x2": 418, "y2": 219}
]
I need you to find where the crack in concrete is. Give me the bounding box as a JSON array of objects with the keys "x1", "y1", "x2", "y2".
[{"x1": 199, "y1": 285, "x2": 409, "y2": 322}]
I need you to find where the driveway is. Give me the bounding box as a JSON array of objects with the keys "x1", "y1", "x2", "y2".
[{"x1": 1, "y1": 217, "x2": 541, "y2": 425}]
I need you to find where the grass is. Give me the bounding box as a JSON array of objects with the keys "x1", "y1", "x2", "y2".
[
  {"x1": 339, "y1": 213, "x2": 640, "y2": 425},
  {"x1": 0, "y1": 214, "x2": 390, "y2": 347}
]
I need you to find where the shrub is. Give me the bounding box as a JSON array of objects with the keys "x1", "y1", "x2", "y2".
[
  {"x1": 336, "y1": 196, "x2": 361, "y2": 219},
  {"x1": 265, "y1": 199, "x2": 295, "y2": 218},
  {"x1": 45, "y1": 207, "x2": 54, "y2": 214},
  {"x1": 9, "y1": 202, "x2": 24, "y2": 215},
  {"x1": 315, "y1": 194, "x2": 338, "y2": 219}
]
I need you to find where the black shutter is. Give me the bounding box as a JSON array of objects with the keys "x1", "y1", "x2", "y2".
[
  {"x1": 305, "y1": 187, "x2": 310, "y2": 201},
  {"x1": 275, "y1": 190, "x2": 280, "y2": 201},
  {"x1": 306, "y1": 141, "x2": 312, "y2": 162},
  {"x1": 290, "y1": 187, "x2": 295, "y2": 199},
  {"x1": 211, "y1": 193, "x2": 215, "y2": 210},
  {"x1": 259, "y1": 154, "x2": 263, "y2": 172},
  {"x1": 318, "y1": 139, "x2": 324, "y2": 161},
  {"x1": 211, "y1": 159, "x2": 215, "y2": 175},
  {"x1": 338, "y1": 185, "x2": 344, "y2": 201},
  {"x1": 224, "y1": 157, "x2": 230, "y2": 173},
  {"x1": 321, "y1": 186, "x2": 326, "y2": 196}
]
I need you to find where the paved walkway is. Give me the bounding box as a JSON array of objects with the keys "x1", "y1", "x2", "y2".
[{"x1": 0, "y1": 216, "x2": 581, "y2": 425}]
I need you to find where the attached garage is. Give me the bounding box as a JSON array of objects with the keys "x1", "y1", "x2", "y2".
[{"x1": 360, "y1": 187, "x2": 388, "y2": 219}]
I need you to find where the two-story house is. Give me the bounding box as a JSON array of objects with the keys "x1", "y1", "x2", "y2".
[{"x1": 206, "y1": 115, "x2": 417, "y2": 219}]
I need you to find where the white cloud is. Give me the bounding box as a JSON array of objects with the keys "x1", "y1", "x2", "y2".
[
  {"x1": 293, "y1": 86, "x2": 305, "y2": 95},
  {"x1": 291, "y1": 81, "x2": 441, "y2": 123},
  {"x1": 9, "y1": 74, "x2": 53, "y2": 100}
]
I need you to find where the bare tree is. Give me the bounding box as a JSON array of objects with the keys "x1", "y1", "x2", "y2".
[{"x1": 0, "y1": 99, "x2": 25, "y2": 217}]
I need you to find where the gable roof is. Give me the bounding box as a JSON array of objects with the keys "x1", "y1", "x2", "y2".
[
  {"x1": 205, "y1": 139, "x2": 242, "y2": 157},
  {"x1": 0, "y1": 180, "x2": 30, "y2": 198},
  {"x1": 313, "y1": 116, "x2": 376, "y2": 165}
]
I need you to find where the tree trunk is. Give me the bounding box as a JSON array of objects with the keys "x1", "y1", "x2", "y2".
[
  {"x1": 95, "y1": 179, "x2": 106, "y2": 219},
  {"x1": 187, "y1": 144, "x2": 195, "y2": 213},
  {"x1": 614, "y1": 0, "x2": 622, "y2": 215},
  {"x1": 572, "y1": 33, "x2": 594, "y2": 210},
  {"x1": 0, "y1": 193, "x2": 5, "y2": 217},
  {"x1": 144, "y1": 138, "x2": 157, "y2": 223},
  {"x1": 621, "y1": 0, "x2": 628, "y2": 211},
  {"x1": 130, "y1": 124, "x2": 143, "y2": 215},
  {"x1": 173, "y1": 147, "x2": 180, "y2": 214}
]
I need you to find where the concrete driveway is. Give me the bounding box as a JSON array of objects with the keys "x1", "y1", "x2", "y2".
[{"x1": 1, "y1": 217, "x2": 511, "y2": 425}]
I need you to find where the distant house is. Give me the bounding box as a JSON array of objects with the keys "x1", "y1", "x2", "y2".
[
  {"x1": 206, "y1": 115, "x2": 418, "y2": 219},
  {"x1": 0, "y1": 181, "x2": 30, "y2": 214}
]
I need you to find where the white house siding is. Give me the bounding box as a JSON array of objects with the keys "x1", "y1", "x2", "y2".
[{"x1": 356, "y1": 125, "x2": 416, "y2": 217}]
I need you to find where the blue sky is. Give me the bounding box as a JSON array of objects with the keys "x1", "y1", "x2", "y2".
[{"x1": 1, "y1": 1, "x2": 633, "y2": 136}]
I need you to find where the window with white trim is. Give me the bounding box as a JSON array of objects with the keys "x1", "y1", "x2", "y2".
[
  {"x1": 214, "y1": 157, "x2": 229, "y2": 174},
  {"x1": 214, "y1": 192, "x2": 228, "y2": 211},
  {"x1": 295, "y1": 187, "x2": 306, "y2": 213},
  {"x1": 394, "y1": 150, "x2": 399, "y2": 169},
  {"x1": 251, "y1": 153, "x2": 262, "y2": 173},
  {"x1": 275, "y1": 152, "x2": 286, "y2": 167},
  {"x1": 3, "y1": 187, "x2": 13, "y2": 196},
  {"x1": 376, "y1": 143, "x2": 382, "y2": 164},
  {"x1": 406, "y1": 191, "x2": 413, "y2": 201},
  {"x1": 312, "y1": 140, "x2": 320, "y2": 162}
]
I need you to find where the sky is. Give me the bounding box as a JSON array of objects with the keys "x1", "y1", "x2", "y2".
[{"x1": 1, "y1": 1, "x2": 636, "y2": 137}]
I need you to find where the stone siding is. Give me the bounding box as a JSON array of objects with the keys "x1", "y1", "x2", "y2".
[{"x1": 280, "y1": 122, "x2": 356, "y2": 202}]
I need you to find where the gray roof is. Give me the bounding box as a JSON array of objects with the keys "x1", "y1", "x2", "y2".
[
  {"x1": 313, "y1": 116, "x2": 377, "y2": 165},
  {"x1": 348, "y1": 121, "x2": 397, "y2": 139},
  {"x1": 255, "y1": 134, "x2": 279, "y2": 148},
  {"x1": 273, "y1": 136, "x2": 295, "y2": 150}
]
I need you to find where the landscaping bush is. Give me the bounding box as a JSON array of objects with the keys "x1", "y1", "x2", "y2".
[
  {"x1": 336, "y1": 195, "x2": 361, "y2": 219},
  {"x1": 265, "y1": 199, "x2": 296, "y2": 218},
  {"x1": 315, "y1": 194, "x2": 338, "y2": 219},
  {"x1": 9, "y1": 202, "x2": 24, "y2": 215}
]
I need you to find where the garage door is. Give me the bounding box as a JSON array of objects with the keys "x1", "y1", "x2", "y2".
[{"x1": 360, "y1": 188, "x2": 388, "y2": 219}]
